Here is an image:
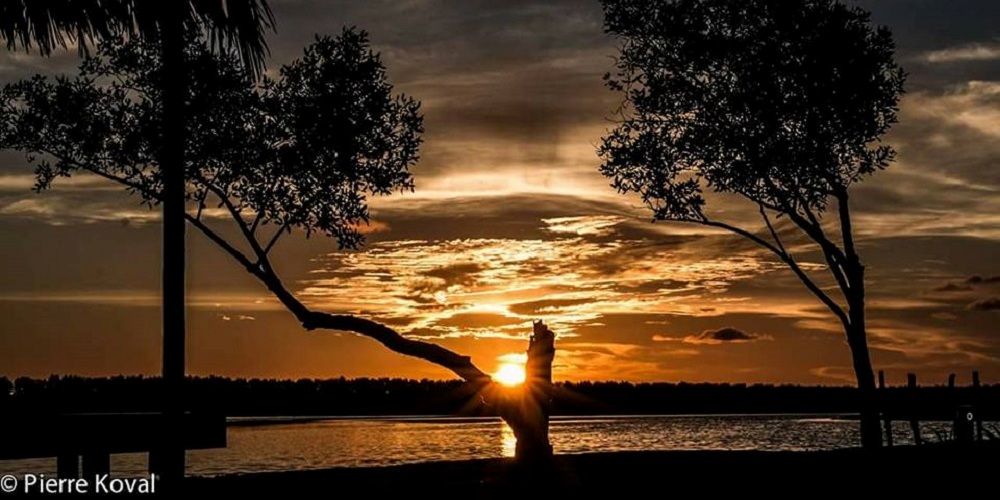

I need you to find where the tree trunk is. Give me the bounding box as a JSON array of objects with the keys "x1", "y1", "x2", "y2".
[
  {"x1": 505, "y1": 321, "x2": 556, "y2": 464},
  {"x1": 156, "y1": 3, "x2": 188, "y2": 482},
  {"x1": 845, "y1": 264, "x2": 882, "y2": 449}
]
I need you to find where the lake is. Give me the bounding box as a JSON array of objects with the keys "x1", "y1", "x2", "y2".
[{"x1": 4, "y1": 415, "x2": 949, "y2": 476}]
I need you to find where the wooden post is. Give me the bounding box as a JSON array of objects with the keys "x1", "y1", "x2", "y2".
[
  {"x1": 973, "y1": 371, "x2": 983, "y2": 442},
  {"x1": 56, "y1": 455, "x2": 78, "y2": 478},
  {"x1": 948, "y1": 373, "x2": 956, "y2": 389},
  {"x1": 907, "y1": 373, "x2": 922, "y2": 445},
  {"x1": 82, "y1": 453, "x2": 111, "y2": 477},
  {"x1": 878, "y1": 370, "x2": 893, "y2": 447}
]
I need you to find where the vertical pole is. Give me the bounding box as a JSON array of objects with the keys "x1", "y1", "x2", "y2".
[
  {"x1": 878, "y1": 370, "x2": 892, "y2": 447},
  {"x1": 56, "y1": 455, "x2": 78, "y2": 479},
  {"x1": 82, "y1": 453, "x2": 111, "y2": 477},
  {"x1": 907, "y1": 373, "x2": 921, "y2": 445},
  {"x1": 152, "y1": 1, "x2": 187, "y2": 486},
  {"x1": 972, "y1": 371, "x2": 982, "y2": 442}
]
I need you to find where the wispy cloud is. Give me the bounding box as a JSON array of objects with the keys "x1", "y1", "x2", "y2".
[
  {"x1": 920, "y1": 41, "x2": 1000, "y2": 63},
  {"x1": 542, "y1": 215, "x2": 626, "y2": 236},
  {"x1": 298, "y1": 217, "x2": 785, "y2": 341}
]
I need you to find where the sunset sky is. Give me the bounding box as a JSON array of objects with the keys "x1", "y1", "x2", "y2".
[{"x1": 0, "y1": 0, "x2": 997, "y2": 384}]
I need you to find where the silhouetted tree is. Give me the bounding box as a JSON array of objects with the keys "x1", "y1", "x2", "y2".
[
  {"x1": 0, "y1": 32, "x2": 556, "y2": 463},
  {"x1": 599, "y1": 0, "x2": 905, "y2": 448},
  {"x1": 1, "y1": 1, "x2": 275, "y2": 477}
]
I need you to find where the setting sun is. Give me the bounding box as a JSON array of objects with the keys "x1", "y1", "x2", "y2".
[{"x1": 493, "y1": 363, "x2": 526, "y2": 386}]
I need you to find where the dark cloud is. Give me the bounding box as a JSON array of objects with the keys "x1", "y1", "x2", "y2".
[
  {"x1": 653, "y1": 327, "x2": 772, "y2": 345},
  {"x1": 688, "y1": 327, "x2": 764, "y2": 344},
  {"x1": 935, "y1": 282, "x2": 974, "y2": 292},
  {"x1": 967, "y1": 298, "x2": 1000, "y2": 311},
  {"x1": 966, "y1": 275, "x2": 1000, "y2": 285},
  {"x1": 423, "y1": 263, "x2": 485, "y2": 287}
]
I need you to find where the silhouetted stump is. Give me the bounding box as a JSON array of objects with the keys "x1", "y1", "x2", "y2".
[{"x1": 499, "y1": 321, "x2": 556, "y2": 467}]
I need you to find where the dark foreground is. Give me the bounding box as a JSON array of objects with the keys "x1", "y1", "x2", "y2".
[{"x1": 187, "y1": 444, "x2": 997, "y2": 497}]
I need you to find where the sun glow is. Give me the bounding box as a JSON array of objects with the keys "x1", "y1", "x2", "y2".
[{"x1": 493, "y1": 362, "x2": 526, "y2": 386}]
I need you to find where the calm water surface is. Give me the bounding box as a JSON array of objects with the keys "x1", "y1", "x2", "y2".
[{"x1": 4, "y1": 415, "x2": 951, "y2": 476}]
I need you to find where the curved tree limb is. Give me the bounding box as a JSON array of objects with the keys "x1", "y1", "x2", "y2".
[
  {"x1": 678, "y1": 216, "x2": 851, "y2": 329},
  {"x1": 758, "y1": 204, "x2": 787, "y2": 255},
  {"x1": 38, "y1": 154, "x2": 494, "y2": 388}
]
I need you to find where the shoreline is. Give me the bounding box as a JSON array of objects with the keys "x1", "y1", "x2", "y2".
[{"x1": 188, "y1": 444, "x2": 997, "y2": 496}]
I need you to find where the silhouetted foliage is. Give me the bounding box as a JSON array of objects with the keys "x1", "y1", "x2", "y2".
[
  {"x1": 0, "y1": 376, "x2": 12, "y2": 399},
  {"x1": 600, "y1": 0, "x2": 905, "y2": 448},
  {"x1": 0, "y1": 29, "x2": 421, "y2": 249},
  {"x1": 0, "y1": 0, "x2": 275, "y2": 78}
]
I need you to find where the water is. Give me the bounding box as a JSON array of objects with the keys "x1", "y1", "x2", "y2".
[{"x1": 3, "y1": 415, "x2": 953, "y2": 477}]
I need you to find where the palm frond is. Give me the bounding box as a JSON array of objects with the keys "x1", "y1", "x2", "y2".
[
  {"x1": 0, "y1": 0, "x2": 111, "y2": 55},
  {"x1": 191, "y1": 0, "x2": 276, "y2": 78},
  {"x1": 0, "y1": 0, "x2": 275, "y2": 78}
]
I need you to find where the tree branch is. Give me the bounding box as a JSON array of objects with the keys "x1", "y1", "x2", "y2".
[
  {"x1": 195, "y1": 188, "x2": 209, "y2": 221},
  {"x1": 248, "y1": 265, "x2": 492, "y2": 386},
  {"x1": 305, "y1": 312, "x2": 493, "y2": 386},
  {"x1": 203, "y1": 182, "x2": 256, "y2": 246},
  {"x1": 677, "y1": 216, "x2": 850, "y2": 329},
  {"x1": 785, "y1": 210, "x2": 848, "y2": 269},
  {"x1": 263, "y1": 222, "x2": 290, "y2": 256},
  {"x1": 185, "y1": 213, "x2": 260, "y2": 275},
  {"x1": 836, "y1": 188, "x2": 859, "y2": 262},
  {"x1": 759, "y1": 204, "x2": 787, "y2": 255},
  {"x1": 196, "y1": 179, "x2": 276, "y2": 273},
  {"x1": 250, "y1": 211, "x2": 264, "y2": 235}
]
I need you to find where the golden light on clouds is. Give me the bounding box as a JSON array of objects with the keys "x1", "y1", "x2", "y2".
[{"x1": 297, "y1": 216, "x2": 786, "y2": 343}]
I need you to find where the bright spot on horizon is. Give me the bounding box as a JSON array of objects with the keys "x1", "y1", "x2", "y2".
[{"x1": 493, "y1": 362, "x2": 526, "y2": 387}]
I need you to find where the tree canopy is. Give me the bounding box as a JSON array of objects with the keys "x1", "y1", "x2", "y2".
[
  {"x1": 0, "y1": 28, "x2": 423, "y2": 251},
  {"x1": 600, "y1": 0, "x2": 905, "y2": 222}
]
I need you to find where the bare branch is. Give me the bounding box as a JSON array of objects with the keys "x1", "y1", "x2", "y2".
[
  {"x1": 30, "y1": 148, "x2": 151, "y2": 200},
  {"x1": 185, "y1": 213, "x2": 259, "y2": 275},
  {"x1": 836, "y1": 188, "x2": 859, "y2": 262},
  {"x1": 676, "y1": 216, "x2": 851, "y2": 329},
  {"x1": 242, "y1": 263, "x2": 492, "y2": 386},
  {"x1": 305, "y1": 312, "x2": 492, "y2": 386},
  {"x1": 263, "y1": 222, "x2": 290, "y2": 256},
  {"x1": 759, "y1": 204, "x2": 787, "y2": 255},
  {"x1": 195, "y1": 178, "x2": 274, "y2": 270},
  {"x1": 195, "y1": 188, "x2": 209, "y2": 221},
  {"x1": 250, "y1": 211, "x2": 264, "y2": 235},
  {"x1": 785, "y1": 210, "x2": 848, "y2": 268}
]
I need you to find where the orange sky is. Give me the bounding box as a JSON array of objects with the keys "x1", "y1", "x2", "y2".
[{"x1": 0, "y1": 0, "x2": 998, "y2": 384}]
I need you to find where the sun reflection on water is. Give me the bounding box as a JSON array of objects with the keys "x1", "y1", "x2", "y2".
[{"x1": 501, "y1": 421, "x2": 517, "y2": 458}]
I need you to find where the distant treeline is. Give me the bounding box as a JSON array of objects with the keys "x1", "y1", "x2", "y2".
[{"x1": 1, "y1": 375, "x2": 996, "y2": 419}]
